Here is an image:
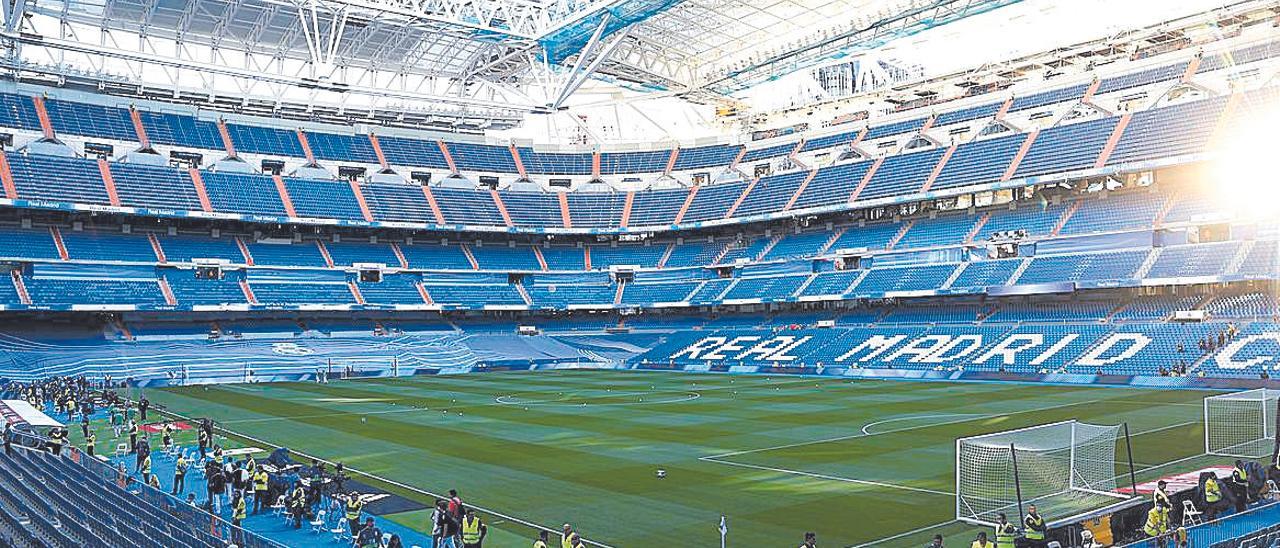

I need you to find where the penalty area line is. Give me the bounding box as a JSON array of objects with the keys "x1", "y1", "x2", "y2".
[{"x1": 701, "y1": 455, "x2": 955, "y2": 496}]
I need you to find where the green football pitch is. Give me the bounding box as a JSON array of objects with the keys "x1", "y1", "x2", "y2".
[{"x1": 144, "y1": 371, "x2": 1221, "y2": 547}]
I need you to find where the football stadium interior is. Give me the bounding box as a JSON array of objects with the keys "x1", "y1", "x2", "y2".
[{"x1": 0, "y1": 0, "x2": 1279, "y2": 546}]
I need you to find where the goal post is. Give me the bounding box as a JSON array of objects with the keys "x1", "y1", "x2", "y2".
[
  {"x1": 1204, "y1": 389, "x2": 1279, "y2": 459},
  {"x1": 956, "y1": 420, "x2": 1135, "y2": 527},
  {"x1": 326, "y1": 356, "x2": 399, "y2": 379}
]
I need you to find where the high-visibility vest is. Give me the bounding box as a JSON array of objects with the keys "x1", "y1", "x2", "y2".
[
  {"x1": 462, "y1": 516, "x2": 483, "y2": 544},
  {"x1": 562, "y1": 534, "x2": 574, "y2": 548},
  {"x1": 1153, "y1": 488, "x2": 1170, "y2": 508},
  {"x1": 1024, "y1": 514, "x2": 1046, "y2": 540},
  {"x1": 346, "y1": 499, "x2": 364, "y2": 520},
  {"x1": 1233, "y1": 467, "x2": 1248, "y2": 483},
  {"x1": 129, "y1": 425, "x2": 137, "y2": 435},
  {"x1": 142, "y1": 456, "x2": 151, "y2": 474},
  {"x1": 1206, "y1": 478, "x2": 1222, "y2": 502},
  {"x1": 254, "y1": 471, "x2": 268, "y2": 491},
  {"x1": 291, "y1": 488, "x2": 305, "y2": 508},
  {"x1": 995, "y1": 522, "x2": 1017, "y2": 548},
  {"x1": 971, "y1": 541, "x2": 995, "y2": 548},
  {"x1": 176, "y1": 458, "x2": 188, "y2": 474},
  {"x1": 534, "y1": 541, "x2": 548, "y2": 548},
  {"x1": 1143, "y1": 508, "x2": 1167, "y2": 537},
  {"x1": 233, "y1": 497, "x2": 247, "y2": 521}
]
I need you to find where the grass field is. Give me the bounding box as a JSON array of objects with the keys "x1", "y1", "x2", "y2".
[{"x1": 143, "y1": 371, "x2": 1221, "y2": 547}]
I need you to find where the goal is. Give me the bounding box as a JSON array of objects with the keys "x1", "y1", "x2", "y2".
[
  {"x1": 326, "y1": 356, "x2": 400, "y2": 379},
  {"x1": 1204, "y1": 389, "x2": 1279, "y2": 459},
  {"x1": 956, "y1": 421, "x2": 1135, "y2": 527}
]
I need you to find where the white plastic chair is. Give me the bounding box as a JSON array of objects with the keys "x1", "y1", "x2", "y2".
[
  {"x1": 269, "y1": 496, "x2": 287, "y2": 517},
  {"x1": 309, "y1": 509, "x2": 327, "y2": 533}
]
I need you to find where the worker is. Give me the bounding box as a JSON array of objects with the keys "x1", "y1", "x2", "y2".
[
  {"x1": 140, "y1": 452, "x2": 153, "y2": 484},
  {"x1": 127, "y1": 420, "x2": 138, "y2": 454},
  {"x1": 461, "y1": 509, "x2": 487, "y2": 548},
  {"x1": 971, "y1": 532, "x2": 995, "y2": 548},
  {"x1": 1230, "y1": 459, "x2": 1250, "y2": 510},
  {"x1": 345, "y1": 491, "x2": 365, "y2": 536},
  {"x1": 533, "y1": 531, "x2": 550, "y2": 548},
  {"x1": 994, "y1": 513, "x2": 1017, "y2": 548},
  {"x1": 1143, "y1": 505, "x2": 1169, "y2": 548},
  {"x1": 85, "y1": 430, "x2": 96, "y2": 458},
  {"x1": 289, "y1": 483, "x2": 307, "y2": 528},
  {"x1": 1023, "y1": 504, "x2": 1047, "y2": 548},
  {"x1": 1152, "y1": 480, "x2": 1172, "y2": 510},
  {"x1": 1203, "y1": 472, "x2": 1226, "y2": 520},
  {"x1": 172, "y1": 454, "x2": 189, "y2": 495},
  {"x1": 561, "y1": 524, "x2": 575, "y2": 548},
  {"x1": 231, "y1": 492, "x2": 247, "y2": 528},
  {"x1": 252, "y1": 467, "x2": 269, "y2": 513},
  {"x1": 355, "y1": 517, "x2": 382, "y2": 548}
]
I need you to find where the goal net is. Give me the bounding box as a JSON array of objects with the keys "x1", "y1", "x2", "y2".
[
  {"x1": 956, "y1": 421, "x2": 1133, "y2": 527},
  {"x1": 326, "y1": 356, "x2": 399, "y2": 378},
  {"x1": 1205, "y1": 389, "x2": 1279, "y2": 459}
]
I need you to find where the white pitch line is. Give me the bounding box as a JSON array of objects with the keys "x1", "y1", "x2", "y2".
[
  {"x1": 859, "y1": 413, "x2": 989, "y2": 436},
  {"x1": 703, "y1": 397, "x2": 1109, "y2": 460},
  {"x1": 703, "y1": 457, "x2": 955, "y2": 496}
]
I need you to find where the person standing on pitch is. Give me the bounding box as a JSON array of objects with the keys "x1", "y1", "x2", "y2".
[
  {"x1": 994, "y1": 514, "x2": 1017, "y2": 548},
  {"x1": 1023, "y1": 505, "x2": 1047, "y2": 548},
  {"x1": 461, "y1": 509, "x2": 487, "y2": 548}
]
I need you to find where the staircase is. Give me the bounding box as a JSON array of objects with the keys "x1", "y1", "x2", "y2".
[
  {"x1": 148, "y1": 233, "x2": 168, "y2": 263},
  {"x1": 316, "y1": 240, "x2": 335, "y2": 268},
  {"x1": 514, "y1": 283, "x2": 533, "y2": 306},
  {"x1": 271, "y1": 175, "x2": 298, "y2": 218},
  {"x1": 724, "y1": 178, "x2": 758, "y2": 219},
  {"x1": 682, "y1": 281, "x2": 706, "y2": 303},
  {"x1": 1225, "y1": 240, "x2": 1255, "y2": 276},
  {"x1": 97, "y1": 159, "x2": 122, "y2": 207},
  {"x1": 656, "y1": 243, "x2": 675, "y2": 269},
  {"x1": 1152, "y1": 191, "x2": 1179, "y2": 228},
  {"x1": 819, "y1": 227, "x2": 847, "y2": 255},
  {"x1": 1050, "y1": 199, "x2": 1081, "y2": 236},
  {"x1": 940, "y1": 263, "x2": 968, "y2": 290},
  {"x1": 791, "y1": 273, "x2": 818, "y2": 299},
  {"x1": 1006, "y1": 258, "x2": 1034, "y2": 284},
  {"x1": 347, "y1": 281, "x2": 366, "y2": 305},
  {"x1": 964, "y1": 213, "x2": 991, "y2": 243},
  {"x1": 460, "y1": 244, "x2": 480, "y2": 270},
  {"x1": 1134, "y1": 247, "x2": 1163, "y2": 279},
  {"x1": 846, "y1": 269, "x2": 872, "y2": 296},
  {"x1": 532, "y1": 246, "x2": 549, "y2": 271},
  {"x1": 613, "y1": 282, "x2": 625, "y2": 305},
  {"x1": 673, "y1": 186, "x2": 699, "y2": 224},
  {"x1": 49, "y1": 227, "x2": 69, "y2": 260},
  {"x1": 416, "y1": 282, "x2": 434, "y2": 305},
  {"x1": 755, "y1": 234, "x2": 783, "y2": 261},
  {"x1": 886, "y1": 221, "x2": 914, "y2": 250},
  {"x1": 710, "y1": 241, "x2": 734, "y2": 265},
  {"x1": 238, "y1": 279, "x2": 258, "y2": 305},
  {"x1": 1093, "y1": 113, "x2": 1132, "y2": 168},
  {"x1": 235, "y1": 237, "x2": 255, "y2": 265},
  {"x1": 215, "y1": 119, "x2": 237, "y2": 157},
  {"x1": 713, "y1": 279, "x2": 739, "y2": 301},
  {"x1": 10, "y1": 271, "x2": 30, "y2": 305},
  {"x1": 157, "y1": 277, "x2": 177, "y2": 306},
  {"x1": 390, "y1": 243, "x2": 409, "y2": 269}
]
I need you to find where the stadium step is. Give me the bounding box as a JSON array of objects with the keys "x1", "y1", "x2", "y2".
[
  {"x1": 235, "y1": 237, "x2": 255, "y2": 265},
  {"x1": 1152, "y1": 190, "x2": 1179, "y2": 228},
  {"x1": 1225, "y1": 240, "x2": 1255, "y2": 276},
  {"x1": 238, "y1": 279, "x2": 258, "y2": 305},
  {"x1": 713, "y1": 279, "x2": 739, "y2": 301},
  {"x1": 783, "y1": 168, "x2": 819, "y2": 211},
  {"x1": 49, "y1": 227, "x2": 69, "y2": 260},
  {"x1": 886, "y1": 221, "x2": 914, "y2": 250},
  {"x1": 663, "y1": 147, "x2": 679, "y2": 175},
  {"x1": 558, "y1": 192, "x2": 573, "y2": 229},
  {"x1": 620, "y1": 191, "x2": 634, "y2": 228},
  {"x1": 390, "y1": 243, "x2": 409, "y2": 268},
  {"x1": 846, "y1": 269, "x2": 872, "y2": 296},
  {"x1": 1181, "y1": 56, "x2": 1201, "y2": 82},
  {"x1": 1081, "y1": 78, "x2": 1101, "y2": 103},
  {"x1": 819, "y1": 227, "x2": 847, "y2": 255},
  {"x1": 460, "y1": 244, "x2": 480, "y2": 270},
  {"x1": 710, "y1": 240, "x2": 734, "y2": 265},
  {"x1": 96, "y1": 159, "x2": 122, "y2": 207},
  {"x1": 30, "y1": 95, "x2": 55, "y2": 139},
  {"x1": 1134, "y1": 247, "x2": 1162, "y2": 279},
  {"x1": 420, "y1": 185, "x2": 447, "y2": 224},
  {"x1": 0, "y1": 149, "x2": 19, "y2": 199},
  {"x1": 1002, "y1": 129, "x2": 1039, "y2": 181},
  {"x1": 787, "y1": 140, "x2": 809, "y2": 171},
  {"x1": 437, "y1": 140, "x2": 459, "y2": 173},
  {"x1": 488, "y1": 189, "x2": 515, "y2": 227},
  {"x1": 1050, "y1": 199, "x2": 1081, "y2": 236},
  {"x1": 147, "y1": 233, "x2": 168, "y2": 263},
  {"x1": 940, "y1": 262, "x2": 968, "y2": 290},
  {"x1": 514, "y1": 283, "x2": 533, "y2": 306},
  {"x1": 10, "y1": 271, "x2": 30, "y2": 306},
  {"x1": 583, "y1": 246, "x2": 592, "y2": 270},
  {"x1": 187, "y1": 168, "x2": 214, "y2": 212},
  {"x1": 1093, "y1": 112, "x2": 1131, "y2": 168},
  {"x1": 415, "y1": 282, "x2": 434, "y2": 305},
  {"x1": 270, "y1": 174, "x2": 299, "y2": 217},
  {"x1": 724, "y1": 177, "x2": 758, "y2": 219},
  {"x1": 965, "y1": 212, "x2": 991, "y2": 243},
  {"x1": 215, "y1": 119, "x2": 237, "y2": 157},
  {"x1": 316, "y1": 240, "x2": 335, "y2": 268},
  {"x1": 673, "y1": 185, "x2": 699, "y2": 224},
  {"x1": 681, "y1": 281, "x2": 705, "y2": 302},
  {"x1": 1207, "y1": 91, "x2": 1243, "y2": 148},
  {"x1": 994, "y1": 96, "x2": 1014, "y2": 120},
  {"x1": 1006, "y1": 258, "x2": 1033, "y2": 284},
  {"x1": 348, "y1": 179, "x2": 376, "y2": 222},
  {"x1": 368, "y1": 133, "x2": 390, "y2": 169},
  {"x1": 656, "y1": 243, "x2": 675, "y2": 269},
  {"x1": 296, "y1": 129, "x2": 316, "y2": 165},
  {"x1": 509, "y1": 144, "x2": 528, "y2": 179},
  {"x1": 729, "y1": 145, "x2": 747, "y2": 170},
  {"x1": 113, "y1": 317, "x2": 135, "y2": 340},
  {"x1": 129, "y1": 107, "x2": 150, "y2": 149},
  {"x1": 157, "y1": 277, "x2": 177, "y2": 306},
  {"x1": 919, "y1": 144, "x2": 957, "y2": 193},
  {"x1": 613, "y1": 281, "x2": 624, "y2": 305},
  {"x1": 756, "y1": 234, "x2": 783, "y2": 261},
  {"x1": 591, "y1": 151, "x2": 601, "y2": 179},
  {"x1": 847, "y1": 156, "x2": 885, "y2": 203},
  {"x1": 347, "y1": 281, "x2": 366, "y2": 305},
  {"x1": 532, "y1": 246, "x2": 549, "y2": 271},
  {"x1": 791, "y1": 273, "x2": 818, "y2": 298}
]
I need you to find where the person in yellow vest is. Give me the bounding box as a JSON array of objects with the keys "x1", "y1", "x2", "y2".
[
  {"x1": 533, "y1": 531, "x2": 549, "y2": 548},
  {"x1": 47, "y1": 427, "x2": 64, "y2": 455},
  {"x1": 461, "y1": 509, "x2": 487, "y2": 548},
  {"x1": 140, "y1": 453, "x2": 153, "y2": 484},
  {"x1": 252, "y1": 468, "x2": 269, "y2": 514},
  {"x1": 560, "y1": 524, "x2": 574, "y2": 548},
  {"x1": 1143, "y1": 505, "x2": 1168, "y2": 548},
  {"x1": 994, "y1": 513, "x2": 1017, "y2": 548},
  {"x1": 1152, "y1": 480, "x2": 1172, "y2": 510},
  {"x1": 570, "y1": 534, "x2": 586, "y2": 548},
  {"x1": 1230, "y1": 459, "x2": 1250, "y2": 510},
  {"x1": 290, "y1": 484, "x2": 307, "y2": 528},
  {"x1": 971, "y1": 531, "x2": 995, "y2": 548},
  {"x1": 1023, "y1": 504, "x2": 1047, "y2": 548},
  {"x1": 1203, "y1": 472, "x2": 1226, "y2": 520},
  {"x1": 231, "y1": 492, "x2": 247, "y2": 528},
  {"x1": 172, "y1": 454, "x2": 189, "y2": 495},
  {"x1": 345, "y1": 491, "x2": 365, "y2": 536},
  {"x1": 85, "y1": 430, "x2": 96, "y2": 458}
]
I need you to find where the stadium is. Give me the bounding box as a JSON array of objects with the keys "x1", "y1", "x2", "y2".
[{"x1": 0, "y1": 0, "x2": 1278, "y2": 545}]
